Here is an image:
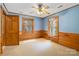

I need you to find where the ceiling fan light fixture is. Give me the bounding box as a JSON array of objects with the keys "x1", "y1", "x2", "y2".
[{"x1": 33, "y1": 3, "x2": 49, "y2": 15}]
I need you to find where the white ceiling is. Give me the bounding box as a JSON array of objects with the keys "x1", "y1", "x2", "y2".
[{"x1": 4, "y1": 3, "x2": 79, "y2": 18}]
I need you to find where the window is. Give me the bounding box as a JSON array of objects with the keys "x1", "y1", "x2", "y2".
[
  {"x1": 48, "y1": 16, "x2": 59, "y2": 36},
  {"x1": 22, "y1": 18, "x2": 34, "y2": 33}
]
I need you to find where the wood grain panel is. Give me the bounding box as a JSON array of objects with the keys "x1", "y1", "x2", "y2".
[
  {"x1": 0, "y1": 37, "x2": 2, "y2": 54},
  {"x1": 0, "y1": 6, "x2": 5, "y2": 54},
  {"x1": 19, "y1": 30, "x2": 49, "y2": 41},
  {"x1": 1, "y1": 10, "x2": 6, "y2": 46},
  {"x1": 38, "y1": 30, "x2": 49, "y2": 39},
  {"x1": 0, "y1": 6, "x2": 2, "y2": 54},
  {"x1": 5, "y1": 16, "x2": 19, "y2": 46},
  {"x1": 59, "y1": 32, "x2": 79, "y2": 50},
  {"x1": 19, "y1": 31, "x2": 41, "y2": 41},
  {"x1": 49, "y1": 36, "x2": 59, "y2": 42},
  {"x1": 0, "y1": 6, "x2": 3, "y2": 54}
]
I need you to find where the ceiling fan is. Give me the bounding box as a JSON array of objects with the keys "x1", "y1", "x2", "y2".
[{"x1": 32, "y1": 3, "x2": 50, "y2": 15}]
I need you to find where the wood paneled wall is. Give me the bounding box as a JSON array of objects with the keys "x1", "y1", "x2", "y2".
[
  {"x1": 20, "y1": 30, "x2": 43, "y2": 41},
  {"x1": 0, "y1": 6, "x2": 3, "y2": 54},
  {"x1": 0, "y1": 6, "x2": 19, "y2": 54},
  {"x1": 5, "y1": 16, "x2": 19, "y2": 46},
  {"x1": 0, "y1": 6, "x2": 1, "y2": 54},
  {"x1": 19, "y1": 30, "x2": 49, "y2": 41},
  {"x1": 47, "y1": 31, "x2": 79, "y2": 50},
  {"x1": 59, "y1": 32, "x2": 79, "y2": 50},
  {"x1": 1, "y1": 9, "x2": 6, "y2": 46},
  {"x1": 46, "y1": 31, "x2": 79, "y2": 50}
]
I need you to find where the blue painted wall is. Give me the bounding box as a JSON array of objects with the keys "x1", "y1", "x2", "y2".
[
  {"x1": 58, "y1": 5, "x2": 79, "y2": 34},
  {"x1": 34, "y1": 17, "x2": 43, "y2": 31},
  {"x1": 42, "y1": 17, "x2": 48, "y2": 31},
  {"x1": 34, "y1": 17, "x2": 48, "y2": 31},
  {"x1": 44, "y1": 5, "x2": 79, "y2": 34}
]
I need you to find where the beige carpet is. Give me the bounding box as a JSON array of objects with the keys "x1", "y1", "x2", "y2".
[{"x1": 1, "y1": 38, "x2": 79, "y2": 56}]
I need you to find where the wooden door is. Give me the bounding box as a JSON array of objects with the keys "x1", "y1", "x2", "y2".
[{"x1": 5, "y1": 16, "x2": 19, "y2": 46}]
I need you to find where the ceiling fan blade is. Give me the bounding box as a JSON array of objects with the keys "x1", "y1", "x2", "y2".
[{"x1": 42, "y1": 8, "x2": 49, "y2": 13}]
